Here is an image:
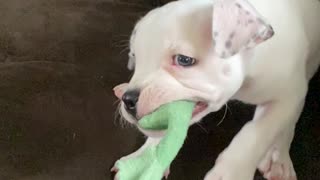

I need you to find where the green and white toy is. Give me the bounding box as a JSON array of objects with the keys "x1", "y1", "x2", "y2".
[{"x1": 115, "y1": 100, "x2": 195, "y2": 180}]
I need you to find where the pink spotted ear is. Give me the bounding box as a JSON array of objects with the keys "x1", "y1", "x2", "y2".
[{"x1": 212, "y1": 0, "x2": 274, "y2": 58}]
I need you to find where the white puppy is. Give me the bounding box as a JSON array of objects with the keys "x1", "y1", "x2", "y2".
[{"x1": 113, "y1": 0, "x2": 320, "y2": 179}]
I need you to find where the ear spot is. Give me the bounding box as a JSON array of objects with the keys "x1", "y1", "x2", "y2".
[
  {"x1": 225, "y1": 40, "x2": 232, "y2": 49},
  {"x1": 212, "y1": 0, "x2": 275, "y2": 59},
  {"x1": 235, "y1": 3, "x2": 242, "y2": 9},
  {"x1": 229, "y1": 32, "x2": 236, "y2": 39}
]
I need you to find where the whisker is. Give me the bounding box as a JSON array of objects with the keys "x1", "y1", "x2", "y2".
[
  {"x1": 113, "y1": 99, "x2": 121, "y2": 106},
  {"x1": 111, "y1": 38, "x2": 130, "y2": 47},
  {"x1": 120, "y1": 47, "x2": 130, "y2": 55},
  {"x1": 226, "y1": 103, "x2": 232, "y2": 115},
  {"x1": 116, "y1": 39, "x2": 130, "y2": 44},
  {"x1": 115, "y1": 39, "x2": 130, "y2": 45},
  {"x1": 114, "y1": 102, "x2": 122, "y2": 124},
  {"x1": 113, "y1": 102, "x2": 123, "y2": 127},
  {"x1": 115, "y1": 103, "x2": 129, "y2": 128},
  {"x1": 196, "y1": 122, "x2": 209, "y2": 134},
  {"x1": 217, "y1": 103, "x2": 229, "y2": 126},
  {"x1": 112, "y1": 42, "x2": 130, "y2": 48}
]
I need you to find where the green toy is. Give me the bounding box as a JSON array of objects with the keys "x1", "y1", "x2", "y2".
[{"x1": 115, "y1": 101, "x2": 195, "y2": 180}]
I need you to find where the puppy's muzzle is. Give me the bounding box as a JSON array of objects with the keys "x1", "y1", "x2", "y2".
[{"x1": 122, "y1": 89, "x2": 140, "y2": 117}]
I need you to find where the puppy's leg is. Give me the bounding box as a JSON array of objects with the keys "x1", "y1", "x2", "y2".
[
  {"x1": 258, "y1": 124, "x2": 297, "y2": 180},
  {"x1": 204, "y1": 86, "x2": 307, "y2": 180}
]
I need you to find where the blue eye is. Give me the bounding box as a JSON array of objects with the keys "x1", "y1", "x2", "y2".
[{"x1": 174, "y1": 54, "x2": 196, "y2": 67}]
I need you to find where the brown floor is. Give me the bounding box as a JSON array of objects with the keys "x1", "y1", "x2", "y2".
[{"x1": 0, "y1": 1, "x2": 319, "y2": 180}]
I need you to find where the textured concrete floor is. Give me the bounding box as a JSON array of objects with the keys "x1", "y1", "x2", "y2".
[{"x1": 0, "y1": 0, "x2": 319, "y2": 180}]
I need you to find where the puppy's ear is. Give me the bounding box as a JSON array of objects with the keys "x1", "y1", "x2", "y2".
[{"x1": 212, "y1": 0, "x2": 274, "y2": 58}]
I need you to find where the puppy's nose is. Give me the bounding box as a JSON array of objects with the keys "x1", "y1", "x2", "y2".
[{"x1": 122, "y1": 90, "x2": 140, "y2": 116}]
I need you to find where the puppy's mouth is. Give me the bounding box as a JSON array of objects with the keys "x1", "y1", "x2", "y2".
[
  {"x1": 136, "y1": 101, "x2": 208, "y2": 120},
  {"x1": 134, "y1": 101, "x2": 208, "y2": 137},
  {"x1": 192, "y1": 101, "x2": 208, "y2": 117}
]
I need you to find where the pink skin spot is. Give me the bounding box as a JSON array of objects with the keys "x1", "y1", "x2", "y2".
[
  {"x1": 171, "y1": 56, "x2": 177, "y2": 66},
  {"x1": 113, "y1": 83, "x2": 128, "y2": 99},
  {"x1": 192, "y1": 102, "x2": 208, "y2": 117},
  {"x1": 163, "y1": 59, "x2": 180, "y2": 76}
]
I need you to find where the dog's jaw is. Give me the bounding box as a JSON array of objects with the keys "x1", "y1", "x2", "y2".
[
  {"x1": 119, "y1": 89, "x2": 234, "y2": 138},
  {"x1": 122, "y1": 101, "x2": 218, "y2": 138}
]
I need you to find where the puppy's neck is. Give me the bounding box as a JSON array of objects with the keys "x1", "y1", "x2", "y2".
[{"x1": 239, "y1": 50, "x2": 256, "y2": 81}]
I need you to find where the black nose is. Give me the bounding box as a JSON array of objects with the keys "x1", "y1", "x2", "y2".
[{"x1": 122, "y1": 90, "x2": 140, "y2": 116}]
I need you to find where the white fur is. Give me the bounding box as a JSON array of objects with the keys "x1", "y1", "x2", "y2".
[{"x1": 113, "y1": 0, "x2": 320, "y2": 179}]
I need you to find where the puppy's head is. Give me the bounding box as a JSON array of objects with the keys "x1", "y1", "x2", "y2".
[{"x1": 114, "y1": 0, "x2": 274, "y2": 136}]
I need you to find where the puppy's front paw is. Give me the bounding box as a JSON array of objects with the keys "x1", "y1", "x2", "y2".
[
  {"x1": 204, "y1": 155, "x2": 255, "y2": 180},
  {"x1": 258, "y1": 148, "x2": 297, "y2": 180}
]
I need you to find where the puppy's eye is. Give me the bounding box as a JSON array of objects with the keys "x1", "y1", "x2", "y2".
[{"x1": 173, "y1": 54, "x2": 196, "y2": 67}]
